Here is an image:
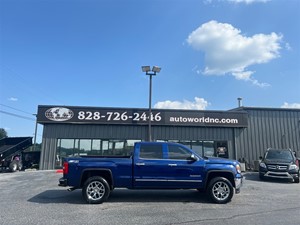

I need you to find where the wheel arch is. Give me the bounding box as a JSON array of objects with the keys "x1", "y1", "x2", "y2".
[
  {"x1": 205, "y1": 170, "x2": 235, "y2": 189},
  {"x1": 80, "y1": 169, "x2": 114, "y2": 190}
]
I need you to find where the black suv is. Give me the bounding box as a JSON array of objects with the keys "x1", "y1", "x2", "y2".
[{"x1": 259, "y1": 148, "x2": 299, "y2": 183}]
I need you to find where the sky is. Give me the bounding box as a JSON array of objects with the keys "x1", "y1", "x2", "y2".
[{"x1": 0, "y1": 0, "x2": 299, "y2": 142}]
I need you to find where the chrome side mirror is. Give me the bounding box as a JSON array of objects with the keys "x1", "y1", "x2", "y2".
[{"x1": 190, "y1": 154, "x2": 198, "y2": 162}]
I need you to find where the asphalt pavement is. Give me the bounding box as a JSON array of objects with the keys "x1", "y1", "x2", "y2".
[{"x1": 0, "y1": 170, "x2": 299, "y2": 225}]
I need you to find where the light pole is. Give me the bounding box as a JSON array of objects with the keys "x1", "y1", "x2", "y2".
[
  {"x1": 33, "y1": 113, "x2": 38, "y2": 151},
  {"x1": 141, "y1": 66, "x2": 161, "y2": 142}
]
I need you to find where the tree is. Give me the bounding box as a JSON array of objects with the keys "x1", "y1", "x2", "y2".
[{"x1": 0, "y1": 128, "x2": 8, "y2": 139}]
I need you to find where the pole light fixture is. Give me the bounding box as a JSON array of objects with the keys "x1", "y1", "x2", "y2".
[
  {"x1": 141, "y1": 66, "x2": 161, "y2": 141},
  {"x1": 142, "y1": 66, "x2": 151, "y2": 73}
]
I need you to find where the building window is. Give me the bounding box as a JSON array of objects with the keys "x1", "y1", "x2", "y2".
[
  {"x1": 92, "y1": 139, "x2": 101, "y2": 150},
  {"x1": 109, "y1": 140, "x2": 125, "y2": 155},
  {"x1": 56, "y1": 139, "x2": 75, "y2": 168},
  {"x1": 125, "y1": 140, "x2": 140, "y2": 156},
  {"x1": 102, "y1": 140, "x2": 109, "y2": 154},
  {"x1": 74, "y1": 139, "x2": 80, "y2": 155},
  {"x1": 191, "y1": 141, "x2": 203, "y2": 156},
  {"x1": 91, "y1": 139, "x2": 101, "y2": 155},
  {"x1": 215, "y1": 141, "x2": 228, "y2": 158},
  {"x1": 80, "y1": 139, "x2": 92, "y2": 155},
  {"x1": 203, "y1": 141, "x2": 214, "y2": 157}
]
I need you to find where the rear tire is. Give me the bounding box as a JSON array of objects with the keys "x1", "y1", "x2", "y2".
[
  {"x1": 82, "y1": 176, "x2": 110, "y2": 204},
  {"x1": 17, "y1": 162, "x2": 23, "y2": 171},
  {"x1": 9, "y1": 161, "x2": 18, "y2": 172},
  {"x1": 207, "y1": 177, "x2": 233, "y2": 204}
]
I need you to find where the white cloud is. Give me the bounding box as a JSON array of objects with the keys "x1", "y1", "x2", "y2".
[
  {"x1": 232, "y1": 71, "x2": 270, "y2": 87},
  {"x1": 232, "y1": 71, "x2": 253, "y2": 80},
  {"x1": 285, "y1": 43, "x2": 292, "y2": 51},
  {"x1": 154, "y1": 97, "x2": 209, "y2": 110},
  {"x1": 8, "y1": 97, "x2": 18, "y2": 101},
  {"x1": 228, "y1": 0, "x2": 270, "y2": 4},
  {"x1": 187, "y1": 20, "x2": 282, "y2": 87},
  {"x1": 281, "y1": 102, "x2": 300, "y2": 109}
]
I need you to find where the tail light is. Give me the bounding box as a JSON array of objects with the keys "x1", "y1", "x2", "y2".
[
  {"x1": 296, "y1": 159, "x2": 299, "y2": 167},
  {"x1": 63, "y1": 162, "x2": 69, "y2": 174}
]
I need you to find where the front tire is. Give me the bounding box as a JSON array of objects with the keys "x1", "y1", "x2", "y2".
[
  {"x1": 294, "y1": 173, "x2": 300, "y2": 183},
  {"x1": 259, "y1": 173, "x2": 265, "y2": 181},
  {"x1": 82, "y1": 176, "x2": 110, "y2": 204},
  {"x1": 207, "y1": 177, "x2": 233, "y2": 204}
]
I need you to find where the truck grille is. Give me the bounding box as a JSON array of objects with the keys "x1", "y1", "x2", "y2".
[{"x1": 267, "y1": 165, "x2": 288, "y2": 171}]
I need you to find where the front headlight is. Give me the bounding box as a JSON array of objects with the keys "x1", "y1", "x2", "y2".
[
  {"x1": 260, "y1": 162, "x2": 267, "y2": 168},
  {"x1": 289, "y1": 164, "x2": 299, "y2": 170},
  {"x1": 236, "y1": 164, "x2": 241, "y2": 173}
]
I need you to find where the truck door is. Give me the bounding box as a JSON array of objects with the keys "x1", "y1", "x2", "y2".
[
  {"x1": 133, "y1": 143, "x2": 167, "y2": 188},
  {"x1": 164, "y1": 143, "x2": 205, "y2": 189},
  {"x1": 133, "y1": 143, "x2": 205, "y2": 189}
]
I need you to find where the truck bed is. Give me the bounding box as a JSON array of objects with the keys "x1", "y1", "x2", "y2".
[{"x1": 0, "y1": 137, "x2": 33, "y2": 160}]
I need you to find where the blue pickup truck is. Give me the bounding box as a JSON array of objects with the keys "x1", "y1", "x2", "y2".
[{"x1": 59, "y1": 142, "x2": 243, "y2": 204}]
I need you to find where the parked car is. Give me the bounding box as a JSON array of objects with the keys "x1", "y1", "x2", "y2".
[{"x1": 259, "y1": 148, "x2": 299, "y2": 183}]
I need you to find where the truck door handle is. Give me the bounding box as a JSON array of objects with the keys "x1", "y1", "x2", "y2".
[
  {"x1": 136, "y1": 163, "x2": 145, "y2": 166},
  {"x1": 168, "y1": 164, "x2": 177, "y2": 167}
]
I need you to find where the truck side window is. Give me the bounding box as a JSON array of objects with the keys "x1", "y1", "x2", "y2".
[
  {"x1": 168, "y1": 145, "x2": 191, "y2": 160},
  {"x1": 139, "y1": 144, "x2": 163, "y2": 159}
]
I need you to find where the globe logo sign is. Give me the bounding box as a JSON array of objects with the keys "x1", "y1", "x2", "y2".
[{"x1": 45, "y1": 107, "x2": 74, "y2": 122}]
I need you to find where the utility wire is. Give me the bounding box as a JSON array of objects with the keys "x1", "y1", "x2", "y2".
[
  {"x1": 0, "y1": 110, "x2": 35, "y2": 121},
  {"x1": 0, "y1": 64, "x2": 64, "y2": 104},
  {"x1": 0, "y1": 104, "x2": 34, "y2": 116}
]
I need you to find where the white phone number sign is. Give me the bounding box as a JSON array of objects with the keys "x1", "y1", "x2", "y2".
[{"x1": 77, "y1": 111, "x2": 162, "y2": 122}]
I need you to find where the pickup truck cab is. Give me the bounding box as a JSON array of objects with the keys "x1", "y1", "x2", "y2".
[{"x1": 59, "y1": 142, "x2": 243, "y2": 204}]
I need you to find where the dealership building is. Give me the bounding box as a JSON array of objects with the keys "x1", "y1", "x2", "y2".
[{"x1": 37, "y1": 105, "x2": 300, "y2": 170}]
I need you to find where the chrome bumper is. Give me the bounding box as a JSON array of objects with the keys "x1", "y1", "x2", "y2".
[
  {"x1": 263, "y1": 171, "x2": 294, "y2": 180},
  {"x1": 235, "y1": 176, "x2": 243, "y2": 194},
  {"x1": 58, "y1": 177, "x2": 68, "y2": 187}
]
